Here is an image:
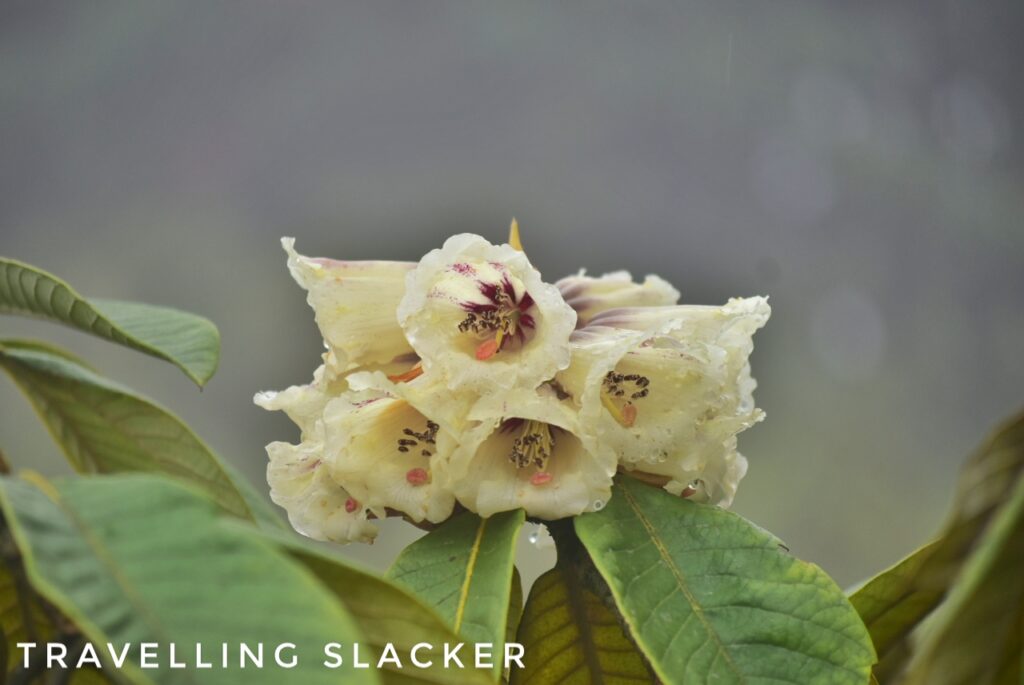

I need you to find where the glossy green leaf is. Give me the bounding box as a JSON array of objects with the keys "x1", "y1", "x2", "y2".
[
  {"x1": 258, "y1": 527, "x2": 493, "y2": 685},
  {"x1": 903, "y1": 473, "x2": 1024, "y2": 684},
  {"x1": 510, "y1": 563, "x2": 651, "y2": 685},
  {"x1": 576, "y1": 476, "x2": 876, "y2": 685},
  {"x1": 850, "y1": 411, "x2": 1024, "y2": 668},
  {"x1": 387, "y1": 510, "x2": 524, "y2": 680},
  {"x1": 0, "y1": 342, "x2": 256, "y2": 522},
  {"x1": 0, "y1": 473, "x2": 376, "y2": 685},
  {"x1": 0, "y1": 257, "x2": 219, "y2": 386}
]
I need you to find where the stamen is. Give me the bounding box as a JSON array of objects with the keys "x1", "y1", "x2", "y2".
[
  {"x1": 601, "y1": 370, "x2": 649, "y2": 427},
  {"x1": 396, "y1": 420, "x2": 439, "y2": 456},
  {"x1": 344, "y1": 497, "x2": 359, "y2": 513},
  {"x1": 457, "y1": 270, "x2": 536, "y2": 358},
  {"x1": 387, "y1": 363, "x2": 424, "y2": 383},
  {"x1": 601, "y1": 393, "x2": 632, "y2": 427},
  {"x1": 509, "y1": 420, "x2": 555, "y2": 470},
  {"x1": 406, "y1": 468, "x2": 430, "y2": 486}
]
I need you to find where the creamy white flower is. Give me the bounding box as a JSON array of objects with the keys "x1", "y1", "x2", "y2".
[
  {"x1": 396, "y1": 233, "x2": 577, "y2": 393},
  {"x1": 255, "y1": 369, "x2": 378, "y2": 543},
  {"x1": 265, "y1": 439, "x2": 377, "y2": 543},
  {"x1": 260, "y1": 230, "x2": 771, "y2": 536},
  {"x1": 323, "y1": 372, "x2": 469, "y2": 524},
  {"x1": 254, "y1": 363, "x2": 342, "y2": 437},
  {"x1": 559, "y1": 296, "x2": 770, "y2": 506},
  {"x1": 445, "y1": 386, "x2": 616, "y2": 519},
  {"x1": 282, "y1": 237, "x2": 415, "y2": 372},
  {"x1": 556, "y1": 270, "x2": 680, "y2": 328}
]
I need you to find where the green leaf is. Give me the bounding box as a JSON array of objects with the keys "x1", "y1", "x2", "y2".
[
  {"x1": 256, "y1": 527, "x2": 493, "y2": 685},
  {"x1": 849, "y1": 411, "x2": 1024, "y2": 668},
  {"x1": 0, "y1": 342, "x2": 256, "y2": 522},
  {"x1": 0, "y1": 257, "x2": 219, "y2": 386},
  {"x1": 848, "y1": 541, "x2": 938, "y2": 662},
  {"x1": 0, "y1": 557, "x2": 51, "y2": 675},
  {"x1": 506, "y1": 567, "x2": 523, "y2": 647},
  {"x1": 387, "y1": 510, "x2": 524, "y2": 680},
  {"x1": 0, "y1": 473, "x2": 377, "y2": 685},
  {"x1": 219, "y1": 458, "x2": 287, "y2": 532},
  {"x1": 510, "y1": 564, "x2": 651, "y2": 684},
  {"x1": 902, "y1": 472, "x2": 1024, "y2": 684},
  {"x1": 576, "y1": 476, "x2": 876, "y2": 685}
]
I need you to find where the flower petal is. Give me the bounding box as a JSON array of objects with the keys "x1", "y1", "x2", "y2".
[
  {"x1": 563, "y1": 296, "x2": 769, "y2": 506},
  {"x1": 324, "y1": 392, "x2": 457, "y2": 524},
  {"x1": 447, "y1": 387, "x2": 616, "y2": 519},
  {"x1": 282, "y1": 237, "x2": 415, "y2": 371},
  {"x1": 557, "y1": 270, "x2": 679, "y2": 327},
  {"x1": 397, "y1": 233, "x2": 577, "y2": 393},
  {"x1": 253, "y1": 363, "x2": 345, "y2": 438},
  {"x1": 266, "y1": 439, "x2": 377, "y2": 543}
]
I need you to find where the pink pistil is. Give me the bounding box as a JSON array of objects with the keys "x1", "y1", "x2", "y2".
[
  {"x1": 476, "y1": 338, "x2": 500, "y2": 360},
  {"x1": 530, "y1": 472, "x2": 553, "y2": 486},
  {"x1": 406, "y1": 468, "x2": 430, "y2": 486}
]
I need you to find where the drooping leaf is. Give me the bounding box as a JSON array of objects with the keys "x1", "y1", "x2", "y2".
[
  {"x1": 505, "y1": 567, "x2": 523, "y2": 647},
  {"x1": 0, "y1": 342, "x2": 258, "y2": 522},
  {"x1": 849, "y1": 411, "x2": 1024, "y2": 668},
  {"x1": 576, "y1": 476, "x2": 876, "y2": 685},
  {"x1": 387, "y1": 510, "x2": 524, "y2": 680},
  {"x1": 848, "y1": 542, "x2": 939, "y2": 661},
  {"x1": 902, "y1": 473, "x2": 1024, "y2": 684},
  {"x1": 256, "y1": 527, "x2": 493, "y2": 685},
  {"x1": 0, "y1": 257, "x2": 219, "y2": 386},
  {"x1": 0, "y1": 473, "x2": 377, "y2": 685},
  {"x1": 218, "y1": 459, "x2": 286, "y2": 532},
  {"x1": 0, "y1": 556, "x2": 54, "y2": 675},
  {"x1": 510, "y1": 563, "x2": 651, "y2": 685}
]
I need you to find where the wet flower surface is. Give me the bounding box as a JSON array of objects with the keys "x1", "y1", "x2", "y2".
[
  {"x1": 396, "y1": 233, "x2": 577, "y2": 393},
  {"x1": 256, "y1": 225, "x2": 769, "y2": 542}
]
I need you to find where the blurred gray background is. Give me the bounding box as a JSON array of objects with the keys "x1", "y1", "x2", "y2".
[{"x1": 2, "y1": 2, "x2": 1022, "y2": 588}]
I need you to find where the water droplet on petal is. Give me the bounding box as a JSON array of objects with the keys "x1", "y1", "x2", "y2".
[
  {"x1": 592, "y1": 499, "x2": 605, "y2": 511},
  {"x1": 528, "y1": 532, "x2": 539, "y2": 544}
]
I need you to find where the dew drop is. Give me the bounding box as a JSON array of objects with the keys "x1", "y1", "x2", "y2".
[
  {"x1": 592, "y1": 499, "x2": 605, "y2": 511},
  {"x1": 528, "y1": 532, "x2": 539, "y2": 544}
]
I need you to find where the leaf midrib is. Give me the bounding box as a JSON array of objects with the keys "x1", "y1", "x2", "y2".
[
  {"x1": 0, "y1": 355, "x2": 250, "y2": 520},
  {"x1": 561, "y1": 564, "x2": 608, "y2": 684},
  {"x1": 18, "y1": 477, "x2": 200, "y2": 685},
  {"x1": 619, "y1": 484, "x2": 744, "y2": 682},
  {"x1": 453, "y1": 517, "x2": 487, "y2": 634}
]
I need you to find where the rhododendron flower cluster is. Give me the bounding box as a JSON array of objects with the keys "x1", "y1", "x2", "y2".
[{"x1": 255, "y1": 224, "x2": 770, "y2": 543}]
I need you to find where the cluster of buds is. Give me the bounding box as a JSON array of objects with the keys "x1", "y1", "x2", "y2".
[{"x1": 255, "y1": 224, "x2": 769, "y2": 543}]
